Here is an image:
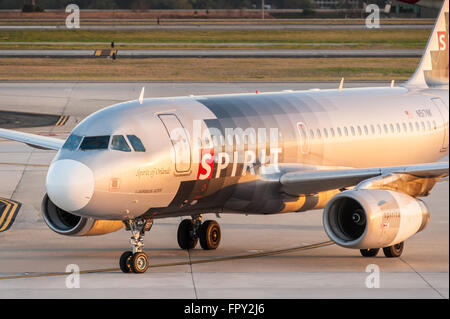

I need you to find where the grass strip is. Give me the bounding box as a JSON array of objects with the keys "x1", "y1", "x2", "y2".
[{"x1": 0, "y1": 57, "x2": 419, "y2": 81}]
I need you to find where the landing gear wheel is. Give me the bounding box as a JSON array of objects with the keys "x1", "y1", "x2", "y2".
[
  {"x1": 119, "y1": 251, "x2": 133, "y2": 273},
  {"x1": 199, "y1": 220, "x2": 221, "y2": 250},
  {"x1": 360, "y1": 248, "x2": 380, "y2": 257},
  {"x1": 130, "y1": 252, "x2": 149, "y2": 273},
  {"x1": 383, "y1": 242, "x2": 404, "y2": 258},
  {"x1": 177, "y1": 219, "x2": 198, "y2": 250},
  {"x1": 120, "y1": 218, "x2": 153, "y2": 274}
]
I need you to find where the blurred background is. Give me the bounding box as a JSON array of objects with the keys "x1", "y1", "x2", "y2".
[{"x1": 0, "y1": 0, "x2": 442, "y2": 81}]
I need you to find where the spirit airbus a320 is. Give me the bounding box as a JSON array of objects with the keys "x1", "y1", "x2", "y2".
[{"x1": 0, "y1": 0, "x2": 448, "y2": 273}]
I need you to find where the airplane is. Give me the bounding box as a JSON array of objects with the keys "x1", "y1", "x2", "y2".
[{"x1": 0, "y1": 0, "x2": 448, "y2": 274}]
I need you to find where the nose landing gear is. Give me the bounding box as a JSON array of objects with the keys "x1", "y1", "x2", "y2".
[
  {"x1": 177, "y1": 215, "x2": 221, "y2": 251},
  {"x1": 119, "y1": 218, "x2": 153, "y2": 274}
]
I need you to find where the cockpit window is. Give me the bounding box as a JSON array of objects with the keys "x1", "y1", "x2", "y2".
[
  {"x1": 80, "y1": 136, "x2": 110, "y2": 151},
  {"x1": 127, "y1": 135, "x2": 146, "y2": 152},
  {"x1": 62, "y1": 134, "x2": 83, "y2": 151},
  {"x1": 111, "y1": 135, "x2": 131, "y2": 152}
]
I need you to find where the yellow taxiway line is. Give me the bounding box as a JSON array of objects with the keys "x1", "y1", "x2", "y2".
[{"x1": 0, "y1": 241, "x2": 334, "y2": 280}]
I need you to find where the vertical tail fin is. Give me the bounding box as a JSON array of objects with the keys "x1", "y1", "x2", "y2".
[{"x1": 406, "y1": 0, "x2": 449, "y2": 88}]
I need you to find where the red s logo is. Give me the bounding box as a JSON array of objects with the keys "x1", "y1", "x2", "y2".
[
  {"x1": 197, "y1": 148, "x2": 214, "y2": 180},
  {"x1": 437, "y1": 31, "x2": 447, "y2": 51}
]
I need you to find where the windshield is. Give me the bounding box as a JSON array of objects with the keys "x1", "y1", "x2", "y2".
[
  {"x1": 111, "y1": 135, "x2": 131, "y2": 152},
  {"x1": 62, "y1": 134, "x2": 146, "y2": 152},
  {"x1": 127, "y1": 135, "x2": 146, "y2": 152},
  {"x1": 80, "y1": 136, "x2": 110, "y2": 151},
  {"x1": 62, "y1": 134, "x2": 83, "y2": 151}
]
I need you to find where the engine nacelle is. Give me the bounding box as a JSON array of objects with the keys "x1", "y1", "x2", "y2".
[
  {"x1": 41, "y1": 194, "x2": 123, "y2": 236},
  {"x1": 323, "y1": 189, "x2": 430, "y2": 249}
]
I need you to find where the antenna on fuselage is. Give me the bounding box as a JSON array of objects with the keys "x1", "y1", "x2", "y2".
[
  {"x1": 338, "y1": 78, "x2": 344, "y2": 91},
  {"x1": 138, "y1": 87, "x2": 145, "y2": 104}
]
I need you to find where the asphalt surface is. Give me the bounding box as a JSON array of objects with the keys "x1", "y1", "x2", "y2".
[
  {"x1": 0, "y1": 82, "x2": 447, "y2": 299},
  {"x1": 0, "y1": 24, "x2": 433, "y2": 30},
  {"x1": 0, "y1": 49, "x2": 423, "y2": 58},
  {"x1": 0, "y1": 42, "x2": 361, "y2": 47}
]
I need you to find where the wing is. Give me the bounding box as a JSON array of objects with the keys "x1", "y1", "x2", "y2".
[
  {"x1": 0, "y1": 128, "x2": 65, "y2": 151},
  {"x1": 280, "y1": 162, "x2": 449, "y2": 196}
]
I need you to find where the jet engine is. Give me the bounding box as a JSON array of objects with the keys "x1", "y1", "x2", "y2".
[
  {"x1": 41, "y1": 194, "x2": 123, "y2": 236},
  {"x1": 323, "y1": 189, "x2": 430, "y2": 249}
]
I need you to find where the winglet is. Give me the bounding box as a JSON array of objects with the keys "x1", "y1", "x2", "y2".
[{"x1": 138, "y1": 87, "x2": 145, "y2": 105}]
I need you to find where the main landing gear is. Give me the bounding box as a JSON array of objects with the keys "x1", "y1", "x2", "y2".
[
  {"x1": 177, "y1": 215, "x2": 221, "y2": 251},
  {"x1": 359, "y1": 241, "x2": 404, "y2": 258},
  {"x1": 120, "y1": 218, "x2": 153, "y2": 274}
]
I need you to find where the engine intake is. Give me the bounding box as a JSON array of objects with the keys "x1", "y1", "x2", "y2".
[
  {"x1": 323, "y1": 189, "x2": 429, "y2": 249},
  {"x1": 42, "y1": 194, "x2": 123, "y2": 236}
]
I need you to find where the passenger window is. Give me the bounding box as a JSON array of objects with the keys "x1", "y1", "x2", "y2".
[
  {"x1": 383, "y1": 124, "x2": 388, "y2": 134},
  {"x1": 432, "y1": 120, "x2": 437, "y2": 130},
  {"x1": 111, "y1": 135, "x2": 131, "y2": 152},
  {"x1": 330, "y1": 128, "x2": 335, "y2": 137},
  {"x1": 63, "y1": 134, "x2": 83, "y2": 151},
  {"x1": 323, "y1": 128, "x2": 328, "y2": 138},
  {"x1": 80, "y1": 136, "x2": 110, "y2": 151},
  {"x1": 363, "y1": 125, "x2": 369, "y2": 135},
  {"x1": 337, "y1": 127, "x2": 342, "y2": 137},
  {"x1": 389, "y1": 124, "x2": 395, "y2": 133},
  {"x1": 426, "y1": 121, "x2": 431, "y2": 131},
  {"x1": 396, "y1": 123, "x2": 401, "y2": 133},
  {"x1": 350, "y1": 126, "x2": 355, "y2": 136},
  {"x1": 357, "y1": 126, "x2": 362, "y2": 136},
  {"x1": 421, "y1": 121, "x2": 426, "y2": 131},
  {"x1": 402, "y1": 123, "x2": 407, "y2": 132},
  {"x1": 370, "y1": 125, "x2": 375, "y2": 135},
  {"x1": 409, "y1": 122, "x2": 414, "y2": 132},
  {"x1": 127, "y1": 135, "x2": 146, "y2": 152},
  {"x1": 309, "y1": 129, "x2": 315, "y2": 139},
  {"x1": 316, "y1": 128, "x2": 322, "y2": 138},
  {"x1": 415, "y1": 122, "x2": 420, "y2": 131},
  {"x1": 377, "y1": 124, "x2": 382, "y2": 135},
  {"x1": 344, "y1": 127, "x2": 349, "y2": 136}
]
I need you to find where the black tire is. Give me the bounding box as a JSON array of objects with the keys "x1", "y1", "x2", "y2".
[
  {"x1": 199, "y1": 220, "x2": 221, "y2": 250},
  {"x1": 383, "y1": 242, "x2": 404, "y2": 258},
  {"x1": 360, "y1": 248, "x2": 380, "y2": 257},
  {"x1": 130, "y1": 252, "x2": 149, "y2": 273},
  {"x1": 119, "y1": 251, "x2": 133, "y2": 273},
  {"x1": 177, "y1": 219, "x2": 198, "y2": 250}
]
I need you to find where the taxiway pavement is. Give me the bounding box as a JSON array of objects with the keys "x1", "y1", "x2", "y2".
[
  {"x1": 0, "y1": 82, "x2": 448, "y2": 299},
  {"x1": 0, "y1": 49, "x2": 423, "y2": 58}
]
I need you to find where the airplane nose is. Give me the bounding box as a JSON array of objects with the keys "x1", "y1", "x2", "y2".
[{"x1": 46, "y1": 159, "x2": 94, "y2": 212}]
